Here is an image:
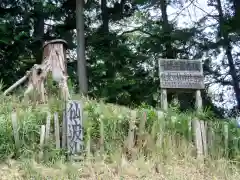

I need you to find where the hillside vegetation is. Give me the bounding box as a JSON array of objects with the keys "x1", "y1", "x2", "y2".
[{"x1": 0, "y1": 94, "x2": 239, "y2": 179}]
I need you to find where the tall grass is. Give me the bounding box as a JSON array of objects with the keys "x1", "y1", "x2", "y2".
[{"x1": 0, "y1": 94, "x2": 239, "y2": 179}]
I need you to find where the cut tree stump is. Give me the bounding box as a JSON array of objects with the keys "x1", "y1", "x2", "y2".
[{"x1": 4, "y1": 39, "x2": 70, "y2": 103}]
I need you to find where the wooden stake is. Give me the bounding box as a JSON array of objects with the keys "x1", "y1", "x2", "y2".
[
  {"x1": 54, "y1": 113, "x2": 60, "y2": 149},
  {"x1": 200, "y1": 121, "x2": 207, "y2": 156},
  {"x1": 127, "y1": 111, "x2": 136, "y2": 151},
  {"x1": 138, "y1": 110, "x2": 147, "y2": 148},
  {"x1": 195, "y1": 90, "x2": 202, "y2": 112},
  {"x1": 100, "y1": 119, "x2": 104, "y2": 154},
  {"x1": 156, "y1": 110, "x2": 164, "y2": 147},
  {"x1": 194, "y1": 90, "x2": 206, "y2": 158},
  {"x1": 207, "y1": 121, "x2": 214, "y2": 154},
  {"x1": 161, "y1": 89, "x2": 168, "y2": 111},
  {"x1": 11, "y1": 110, "x2": 20, "y2": 150},
  {"x1": 86, "y1": 126, "x2": 91, "y2": 158},
  {"x1": 62, "y1": 111, "x2": 67, "y2": 149},
  {"x1": 39, "y1": 125, "x2": 46, "y2": 160},
  {"x1": 45, "y1": 112, "x2": 51, "y2": 144},
  {"x1": 139, "y1": 111, "x2": 146, "y2": 135},
  {"x1": 192, "y1": 118, "x2": 203, "y2": 157},
  {"x1": 223, "y1": 122, "x2": 229, "y2": 156}
]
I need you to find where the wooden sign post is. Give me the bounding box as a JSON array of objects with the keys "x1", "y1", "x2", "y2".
[{"x1": 158, "y1": 59, "x2": 206, "y2": 157}]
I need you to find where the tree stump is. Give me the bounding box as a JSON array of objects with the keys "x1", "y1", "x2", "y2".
[{"x1": 24, "y1": 39, "x2": 70, "y2": 103}]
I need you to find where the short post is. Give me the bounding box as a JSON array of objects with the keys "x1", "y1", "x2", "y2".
[
  {"x1": 62, "y1": 111, "x2": 67, "y2": 149},
  {"x1": 54, "y1": 113, "x2": 60, "y2": 149},
  {"x1": 39, "y1": 125, "x2": 46, "y2": 160},
  {"x1": 223, "y1": 122, "x2": 229, "y2": 156},
  {"x1": 138, "y1": 110, "x2": 147, "y2": 148},
  {"x1": 156, "y1": 110, "x2": 165, "y2": 147},
  {"x1": 100, "y1": 119, "x2": 104, "y2": 154},
  {"x1": 11, "y1": 110, "x2": 20, "y2": 150},
  {"x1": 127, "y1": 110, "x2": 136, "y2": 153},
  {"x1": 161, "y1": 89, "x2": 168, "y2": 111},
  {"x1": 45, "y1": 112, "x2": 51, "y2": 144},
  {"x1": 86, "y1": 126, "x2": 91, "y2": 158},
  {"x1": 207, "y1": 121, "x2": 214, "y2": 155}
]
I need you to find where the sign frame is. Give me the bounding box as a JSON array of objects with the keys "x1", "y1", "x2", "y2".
[{"x1": 158, "y1": 59, "x2": 204, "y2": 90}]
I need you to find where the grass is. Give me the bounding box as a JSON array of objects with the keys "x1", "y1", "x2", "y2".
[
  {"x1": 1, "y1": 148, "x2": 240, "y2": 179},
  {"x1": 0, "y1": 93, "x2": 239, "y2": 179}
]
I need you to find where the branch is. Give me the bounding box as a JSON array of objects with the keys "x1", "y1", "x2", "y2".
[
  {"x1": 3, "y1": 71, "x2": 31, "y2": 95},
  {"x1": 171, "y1": 0, "x2": 195, "y2": 23},
  {"x1": 192, "y1": 2, "x2": 218, "y2": 20},
  {"x1": 119, "y1": 28, "x2": 160, "y2": 39}
]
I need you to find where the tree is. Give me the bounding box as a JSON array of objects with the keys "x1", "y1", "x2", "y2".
[
  {"x1": 213, "y1": 0, "x2": 240, "y2": 109},
  {"x1": 76, "y1": 0, "x2": 88, "y2": 95}
]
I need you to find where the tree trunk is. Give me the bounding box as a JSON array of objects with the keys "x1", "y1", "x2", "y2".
[
  {"x1": 159, "y1": 0, "x2": 177, "y2": 105},
  {"x1": 101, "y1": 0, "x2": 109, "y2": 33},
  {"x1": 33, "y1": 2, "x2": 45, "y2": 64},
  {"x1": 76, "y1": 0, "x2": 88, "y2": 95},
  {"x1": 159, "y1": 0, "x2": 175, "y2": 59},
  {"x1": 24, "y1": 40, "x2": 70, "y2": 103},
  {"x1": 216, "y1": 0, "x2": 240, "y2": 109},
  {"x1": 232, "y1": 0, "x2": 240, "y2": 18}
]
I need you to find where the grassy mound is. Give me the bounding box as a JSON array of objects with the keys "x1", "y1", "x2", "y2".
[{"x1": 0, "y1": 94, "x2": 239, "y2": 179}]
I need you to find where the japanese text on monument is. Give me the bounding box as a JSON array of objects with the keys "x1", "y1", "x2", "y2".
[{"x1": 66, "y1": 100, "x2": 83, "y2": 155}]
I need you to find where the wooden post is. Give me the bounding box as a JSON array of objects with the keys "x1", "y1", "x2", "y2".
[
  {"x1": 192, "y1": 118, "x2": 203, "y2": 156},
  {"x1": 45, "y1": 112, "x2": 51, "y2": 144},
  {"x1": 201, "y1": 121, "x2": 208, "y2": 156},
  {"x1": 195, "y1": 90, "x2": 202, "y2": 157},
  {"x1": 194, "y1": 90, "x2": 207, "y2": 157},
  {"x1": 138, "y1": 110, "x2": 147, "y2": 148},
  {"x1": 156, "y1": 110, "x2": 164, "y2": 147},
  {"x1": 39, "y1": 125, "x2": 46, "y2": 160},
  {"x1": 161, "y1": 89, "x2": 168, "y2": 111},
  {"x1": 188, "y1": 117, "x2": 192, "y2": 142},
  {"x1": 100, "y1": 119, "x2": 104, "y2": 154},
  {"x1": 54, "y1": 113, "x2": 60, "y2": 149},
  {"x1": 86, "y1": 126, "x2": 91, "y2": 158},
  {"x1": 223, "y1": 122, "x2": 229, "y2": 156},
  {"x1": 139, "y1": 111, "x2": 146, "y2": 135},
  {"x1": 207, "y1": 121, "x2": 214, "y2": 155},
  {"x1": 11, "y1": 110, "x2": 20, "y2": 150},
  {"x1": 195, "y1": 90, "x2": 202, "y2": 112},
  {"x1": 127, "y1": 111, "x2": 136, "y2": 152},
  {"x1": 62, "y1": 111, "x2": 67, "y2": 149}
]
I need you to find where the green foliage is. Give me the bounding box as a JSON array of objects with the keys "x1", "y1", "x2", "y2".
[{"x1": 0, "y1": 0, "x2": 239, "y2": 114}]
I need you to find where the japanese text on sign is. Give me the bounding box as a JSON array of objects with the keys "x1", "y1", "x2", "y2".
[{"x1": 158, "y1": 59, "x2": 204, "y2": 89}]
